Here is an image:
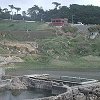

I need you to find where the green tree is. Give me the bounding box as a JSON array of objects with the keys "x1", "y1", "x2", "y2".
[
  {"x1": 8, "y1": 5, "x2": 14, "y2": 20},
  {"x1": 3, "y1": 8, "x2": 8, "y2": 13},
  {"x1": 52, "y1": 2, "x2": 61, "y2": 9},
  {"x1": 27, "y1": 5, "x2": 44, "y2": 21},
  {"x1": 0, "y1": 7, "x2": 10, "y2": 19},
  {"x1": 0, "y1": 7, "x2": 3, "y2": 19},
  {"x1": 14, "y1": 7, "x2": 21, "y2": 14},
  {"x1": 22, "y1": 11, "x2": 26, "y2": 20},
  {"x1": 28, "y1": 5, "x2": 39, "y2": 20},
  {"x1": 0, "y1": 7, "x2": 2, "y2": 13}
]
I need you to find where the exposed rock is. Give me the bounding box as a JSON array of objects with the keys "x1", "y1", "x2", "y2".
[
  {"x1": 4, "y1": 56, "x2": 24, "y2": 63},
  {"x1": 0, "y1": 75, "x2": 100, "y2": 100},
  {"x1": 0, "y1": 41, "x2": 38, "y2": 54},
  {"x1": 8, "y1": 77, "x2": 27, "y2": 90},
  {"x1": 0, "y1": 56, "x2": 6, "y2": 61},
  {"x1": 0, "y1": 56, "x2": 23, "y2": 67},
  {"x1": 73, "y1": 93, "x2": 86, "y2": 100}
]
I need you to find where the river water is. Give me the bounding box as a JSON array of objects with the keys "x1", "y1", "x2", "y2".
[
  {"x1": 0, "y1": 89, "x2": 52, "y2": 100},
  {"x1": 0, "y1": 68, "x2": 53, "y2": 100},
  {"x1": 1, "y1": 67, "x2": 100, "y2": 100},
  {"x1": 6, "y1": 69, "x2": 100, "y2": 80}
]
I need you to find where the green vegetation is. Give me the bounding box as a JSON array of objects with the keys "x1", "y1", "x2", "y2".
[
  {"x1": 1, "y1": 4, "x2": 100, "y2": 24},
  {"x1": 88, "y1": 25, "x2": 100, "y2": 32},
  {"x1": 7, "y1": 54, "x2": 100, "y2": 71},
  {"x1": 9, "y1": 33, "x2": 100, "y2": 70},
  {"x1": 0, "y1": 20, "x2": 100, "y2": 71},
  {"x1": 0, "y1": 20, "x2": 55, "y2": 41},
  {"x1": 61, "y1": 26, "x2": 78, "y2": 33},
  {"x1": 0, "y1": 20, "x2": 51, "y2": 31}
]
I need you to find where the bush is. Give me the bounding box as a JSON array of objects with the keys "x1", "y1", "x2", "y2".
[
  {"x1": 88, "y1": 25, "x2": 100, "y2": 32},
  {"x1": 36, "y1": 55, "x2": 51, "y2": 63},
  {"x1": 61, "y1": 26, "x2": 78, "y2": 33},
  {"x1": 74, "y1": 44, "x2": 92, "y2": 56}
]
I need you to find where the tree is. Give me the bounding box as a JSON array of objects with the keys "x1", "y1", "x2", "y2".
[
  {"x1": 22, "y1": 11, "x2": 26, "y2": 20},
  {"x1": 52, "y1": 2, "x2": 61, "y2": 9},
  {"x1": 37, "y1": 7, "x2": 44, "y2": 21},
  {"x1": 8, "y1": 5, "x2": 14, "y2": 20},
  {"x1": 0, "y1": 7, "x2": 2, "y2": 15},
  {"x1": 0, "y1": 7, "x2": 2, "y2": 13},
  {"x1": 13, "y1": 14, "x2": 22, "y2": 20},
  {"x1": 14, "y1": 7, "x2": 21, "y2": 14},
  {"x1": 28, "y1": 5, "x2": 39, "y2": 15},
  {"x1": 27, "y1": 5, "x2": 43, "y2": 21},
  {"x1": 3, "y1": 8, "x2": 8, "y2": 13}
]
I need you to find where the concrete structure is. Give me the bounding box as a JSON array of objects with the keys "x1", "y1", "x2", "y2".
[{"x1": 51, "y1": 18, "x2": 68, "y2": 26}]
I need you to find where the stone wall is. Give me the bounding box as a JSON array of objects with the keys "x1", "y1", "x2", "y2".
[
  {"x1": 22, "y1": 77, "x2": 73, "y2": 100},
  {"x1": 39, "y1": 87, "x2": 73, "y2": 100},
  {"x1": 28, "y1": 78, "x2": 52, "y2": 90},
  {"x1": 40, "y1": 82, "x2": 100, "y2": 100},
  {"x1": 31, "y1": 81, "x2": 100, "y2": 100},
  {"x1": 52, "y1": 85, "x2": 67, "y2": 95},
  {"x1": 0, "y1": 75, "x2": 100, "y2": 100}
]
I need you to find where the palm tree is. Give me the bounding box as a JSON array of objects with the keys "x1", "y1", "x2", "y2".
[
  {"x1": 14, "y1": 7, "x2": 21, "y2": 14},
  {"x1": 8, "y1": 5, "x2": 14, "y2": 20},
  {"x1": 52, "y1": 2, "x2": 61, "y2": 9}
]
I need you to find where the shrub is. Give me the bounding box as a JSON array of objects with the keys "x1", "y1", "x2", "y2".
[
  {"x1": 88, "y1": 25, "x2": 100, "y2": 32},
  {"x1": 61, "y1": 26, "x2": 78, "y2": 33},
  {"x1": 75, "y1": 44, "x2": 92, "y2": 56}
]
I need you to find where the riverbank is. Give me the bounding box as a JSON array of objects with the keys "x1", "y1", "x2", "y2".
[
  {"x1": 6, "y1": 69, "x2": 100, "y2": 80},
  {"x1": 0, "y1": 74, "x2": 99, "y2": 100}
]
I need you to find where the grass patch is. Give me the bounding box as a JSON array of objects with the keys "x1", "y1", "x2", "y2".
[
  {"x1": 0, "y1": 20, "x2": 52, "y2": 31},
  {"x1": 6, "y1": 55, "x2": 100, "y2": 72}
]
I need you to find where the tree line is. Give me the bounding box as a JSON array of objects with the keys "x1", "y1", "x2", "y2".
[{"x1": 0, "y1": 3, "x2": 100, "y2": 24}]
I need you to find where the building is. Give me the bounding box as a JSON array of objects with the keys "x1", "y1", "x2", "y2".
[{"x1": 51, "y1": 18, "x2": 68, "y2": 26}]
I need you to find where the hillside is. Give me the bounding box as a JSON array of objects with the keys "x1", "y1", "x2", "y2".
[
  {"x1": 0, "y1": 20, "x2": 100, "y2": 70},
  {"x1": 0, "y1": 20, "x2": 56, "y2": 41},
  {"x1": 0, "y1": 20, "x2": 51, "y2": 31}
]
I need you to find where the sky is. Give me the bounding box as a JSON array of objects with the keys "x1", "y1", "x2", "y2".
[{"x1": 0, "y1": 0, "x2": 100, "y2": 14}]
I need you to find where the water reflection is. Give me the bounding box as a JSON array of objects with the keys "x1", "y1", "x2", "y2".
[
  {"x1": 11, "y1": 90, "x2": 21, "y2": 96},
  {"x1": 0, "y1": 89, "x2": 53, "y2": 100}
]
